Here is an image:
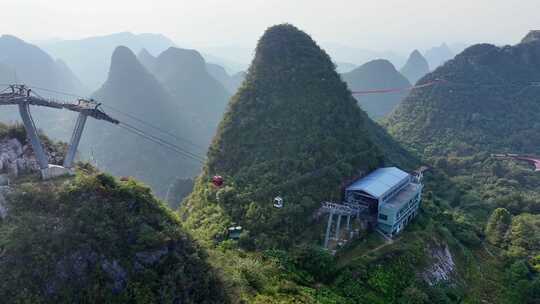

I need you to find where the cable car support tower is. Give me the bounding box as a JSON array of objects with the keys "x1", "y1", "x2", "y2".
[{"x1": 0, "y1": 84, "x2": 119, "y2": 179}]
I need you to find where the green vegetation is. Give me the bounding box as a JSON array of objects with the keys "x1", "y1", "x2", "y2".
[
  {"x1": 0, "y1": 167, "x2": 227, "y2": 303},
  {"x1": 179, "y1": 24, "x2": 483, "y2": 303},
  {"x1": 181, "y1": 24, "x2": 396, "y2": 249},
  {"x1": 386, "y1": 35, "x2": 540, "y2": 303}
]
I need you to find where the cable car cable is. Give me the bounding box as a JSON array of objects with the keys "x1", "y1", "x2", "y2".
[
  {"x1": 101, "y1": 103, "x2": 206, "y2": 152},
  {"x1": 117, "y1": 123, "x2": 205, "y2": 164},
  {"x1": 117, "y1": 121, "x2": 206, "y2": 163}
]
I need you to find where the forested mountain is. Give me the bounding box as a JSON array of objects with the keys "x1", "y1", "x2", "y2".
[
  {"x1": 206, "y1": 62, "x2": 245, "y2": 94},
  {"x1": 342, "y1": 59, "x2": 411, "y2": 119},
  {"x1": 400, "y1": 50, "x2": 430, "y2": 84},
  {"x1": 387, "y1": 34, "x2": 540, "y2": 154},
  {"x1": 0, "y1": 35, "x2": 86, "y2": 140},
  {"x1": 82, "y1": 46, "x2": 202, "y2": 196},
  {"x1": 178, "y1": 24, "x2": 509, "y2": 304},
  {"x1": 0, "y1": 124, "x2": 227, "y2": 303},
  {"x1": 384, "y1": 31, "x2": 540, "y2": 303},
  {"x1": 41, "y1": 32, "x2": 176, "y2": 89},
  {"x1": 181, "y1": 24, "x2": 413, "y2": 249},
  {"x1": 150, "y1": 47, "x2": 231, "y2": 142},
  {"x1": 424, "y1": 43, "x2": 455, "y2": 69}
]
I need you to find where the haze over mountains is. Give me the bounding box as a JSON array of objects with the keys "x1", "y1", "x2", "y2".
[
  {"x1": 342, "y1": 59, "x2": 411, "y2": 119},
  {"x1": 400, "y1": 50, "x2": 430, "y2": 84},
  {"x1": 83, "y1": 46, "x2": 194, "y2": 193},
  {"x1": 150, "y1": 47, "x2": 231, "y2": 141},
  {"x1": 83, "y1": 45, "x2": 231, "y2": 196},
  {"x1": 205, "y1": 63, "x2": 246, "y2": 93},
  {"x1": 41, "y1": 32, "x2": 176, "y2": 90},
  {"x1": 0, "y1": 30, "x2": 460, "y2": 197},
  {"x1": 0, "y1": 35, "x2": 86, "y2": 139},
  {"x1": 0, "y1": 35, "x2": 85, "y2": 94},
  {"x1": 424, "y1": 43, "x2": 455, "y2": 70}
]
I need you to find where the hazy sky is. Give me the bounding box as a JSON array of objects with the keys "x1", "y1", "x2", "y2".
[{"x1": 2, "y1": 0, "x2": 538, "y2": 51}]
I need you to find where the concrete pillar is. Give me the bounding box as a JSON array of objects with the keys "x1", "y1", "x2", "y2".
[
  {"x1": 335, "y1": 214, "x2": 342, "y2": 240},
  {"x1": 18, "y1": 103, "x2": 48, "y2": 170},
  {"x1": 63, "y1": 113, "x2": 88, "y2": 168},
  {"x1": 346, "y1": 214, "x2": 351, "y2": 231},
  {"x1": 324, "y1": 212, "x2": 334, "y2": 248}
]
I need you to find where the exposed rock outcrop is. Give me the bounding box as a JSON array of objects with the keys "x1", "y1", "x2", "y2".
[
  {"x1": 422, "y1": 243, "x2": 456, "y2": 285},
  {"x1": 0, "y1": 137, "x2": 63, "y2": 178}
]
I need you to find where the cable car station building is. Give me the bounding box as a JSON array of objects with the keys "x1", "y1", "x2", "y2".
[{"x1": 345, "y1": 167, "x2": 423, "y2": 236}]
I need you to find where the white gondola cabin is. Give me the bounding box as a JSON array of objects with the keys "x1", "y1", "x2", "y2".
[{"x1": 273, "y1": 196, "x2": 283, "y2": 208}]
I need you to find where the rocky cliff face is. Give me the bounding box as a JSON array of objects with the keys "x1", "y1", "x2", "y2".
[
  {"x1": 0, "y1": 134, "x2": 64, "y2": 180},
  {"x1": 422, "y1": 243, "x2": 456, "y2": 286}
]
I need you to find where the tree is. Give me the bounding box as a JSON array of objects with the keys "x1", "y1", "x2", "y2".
[
  {"x1": 485, "y1": 208, "x2": 512, "y2": 247},
  {"x1": 508, "y1": 216, "x2": 537, "y2": 257},
  {"x1": 398, "y1": 287, "x2": 429, "y2": 304}
]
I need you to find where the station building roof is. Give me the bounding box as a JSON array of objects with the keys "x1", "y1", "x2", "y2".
[{"x1": 345, "y1": 167, "x2": 410, "y2": 199}]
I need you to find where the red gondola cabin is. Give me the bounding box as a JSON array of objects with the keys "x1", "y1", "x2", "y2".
[{"x1": 212, "y1": 175, "x2": 224, "y2": 187}]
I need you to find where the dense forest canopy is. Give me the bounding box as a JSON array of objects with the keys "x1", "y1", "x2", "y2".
[
  {"x1": 181, "y1": 24, "x2": 417, "y2": 250},
  {"x1": 384, "y1": 32, "x2": 540, "y2": 303},
  {"x1": 386, "y1": 37, "x2": 540, "y2": 156}
]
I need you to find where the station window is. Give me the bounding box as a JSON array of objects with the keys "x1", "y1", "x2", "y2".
[{"x1": 379, "y1": 214, "x2": 388, "y2": 220}]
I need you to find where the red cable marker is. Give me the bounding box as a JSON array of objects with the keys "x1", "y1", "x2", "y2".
[{"x1": 351, "y1": 80, "x2": 442, "y2": 95}]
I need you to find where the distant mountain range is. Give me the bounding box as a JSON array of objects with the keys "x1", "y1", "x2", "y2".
[
  {"x1": 81, "y1": 45, "x2": 231, "y2": 196},
  {"x1": 0, "y1": 35, "x2": 86, "y2": 140},
  {"x1": 83, "y1": 46, "x2": 198, "y2": 196},
  {"x1": 342, "y1": 59, "x2": 411, "y2": 119},
  {"x1": 149, "y1": 47, "x2": 231, "y2": 141},
  {"x1": 40, "y1": 32, "x2": 248, "y2": 92},
  {"x1": 195, "y1": 42, "x2": 464, "y2": 73},
  {"x1": 40, "y1": 32, "x2": 178, "y2": 90},
  {"x1": 400, "y1": 50, "x2": 430, "y2": 84},
  {"x1": 205, "y1": 63, "x2": 246, "y2": 94},
  {"x1": 424, "y1": 43, "x2": 455, "y2": 70},
  {"x1": 0, "y1": 35, "x2": 85, "y2": 94}
]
